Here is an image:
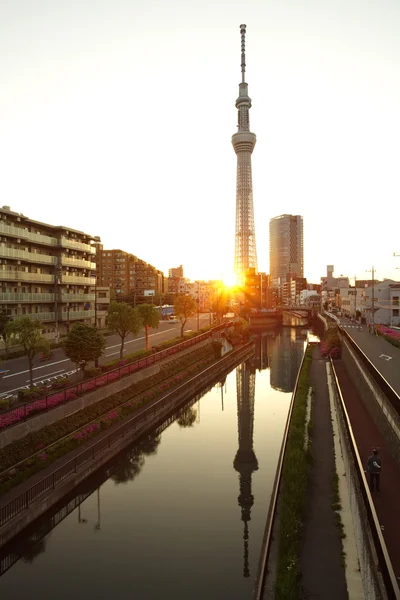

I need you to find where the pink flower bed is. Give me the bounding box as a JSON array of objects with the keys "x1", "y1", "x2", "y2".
[
  {"x1": 73, "y1": 423, "x2": 100, "y2": 441},
  {"x1": 376, "y1": 325, "x2": 400, "y2": 341},
  {"x1": 0, "y1": 332, "x2": 211, "y2": 431}
]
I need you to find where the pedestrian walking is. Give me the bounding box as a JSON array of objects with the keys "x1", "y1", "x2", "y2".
[{"x1": 367, "y1": 449, "x2": 381, "y2": 491}]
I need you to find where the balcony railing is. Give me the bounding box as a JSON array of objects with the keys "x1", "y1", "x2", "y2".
[
  {"x1": 60, "y1": 238, "x2": 96, "y2": 253},
  {"x1": 60, "y1": 256, "x2": 96, "y2": 269},
  {"x1": 65, "y1": 310, "x2": 95, "y2": 320},
  {"x1": 61, "y1": 275, "x2": 96, "y2": 285},
  {"x1": 61, "y1": 293, "x2": 95, "y2": 302},
  {"x1": 0, "y1": 271, "x2": 55, "y2": 283},
  {"x1": 0, "y1": 293, "x2": 55, "y2": 303},
  {"x1": 0, "y1": 247, "x2": 56, "y2": 265},
  {"x1": 28, "y1": 312, "x2": 56, "y2": 322},
  {"x1": 0, "y1": 223, "x2": 58, "y2": 247}
]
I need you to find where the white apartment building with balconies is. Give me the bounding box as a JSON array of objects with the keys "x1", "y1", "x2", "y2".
[{"x1": 0, "y1": 205, "x2": 100, "y2": 339}]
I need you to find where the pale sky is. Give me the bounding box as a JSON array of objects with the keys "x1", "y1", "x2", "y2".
[{"x1": 1, "y1": 0, "x2": 399, "y2": 284}]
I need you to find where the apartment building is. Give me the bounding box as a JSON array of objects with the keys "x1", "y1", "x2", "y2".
[
  {"x1": 0, "y1": 205, "x2": 99, "y2": 338},
  {"x1": 97, "y1": 245, "x2": 164, "y2": 303}
]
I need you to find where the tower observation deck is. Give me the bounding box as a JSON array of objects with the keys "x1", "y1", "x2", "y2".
[{"x1": 232, "y1": 24, "x2": 258, "y2": 276}]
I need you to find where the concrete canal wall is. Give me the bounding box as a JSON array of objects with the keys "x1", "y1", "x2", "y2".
[{"x1": 0, "y1": 343, "x2": 254, "y2": 548}]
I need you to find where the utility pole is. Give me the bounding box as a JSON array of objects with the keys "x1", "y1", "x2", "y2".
[
  {"x1": 197, "y1": 281, "x2": 200, "y2": 331},
  {"x1": 366, "y1": 266, "x2": 375, "y2": 330},
  {"x1": 354, "y1": 275, "x2": 357, "y2": 320},
  {"x1": 372, "y1": 266, "x2": 375, "y2": 331}
]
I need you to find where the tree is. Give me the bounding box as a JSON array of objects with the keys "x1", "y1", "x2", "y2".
[
  {"x1": 63, "y1": 323, "x2": 105, "y2": 377},
  {"x1": 177, "y1": 405, "x2": 197, "y2": 428},
  {"x1": 137, "y1": 304, "x2": 160, "y2": 350},
  {"x1": 0, "y1": 310, "x2": 12, "y2": 356},
  {"x1": 210, "y1": 289, "x2": 230, "y2": 322},
  {"x1": 139, "y1": 433, "x2": 161, "y2": 456},
  {"x1": 174, "y1": 295, "x2": 197, "y2": 337},
  {"x1": 107, "y1": 301, "x2": 142, "y2": 359},
  {"x1": 6, "y1": 316, "x2": 50, "y2": 388},
  {"x1": 111, "y1": 449, "x2": 145, "y2": 485}
]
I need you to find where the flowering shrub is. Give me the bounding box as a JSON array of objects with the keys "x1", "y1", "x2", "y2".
[
  {"x1": 320, "y1": 326, "x2": 341, "y2": 358},
  {"x1": 73, "y1": 423, "x2": 100, "y2": 441},
  {"x1": 376, "y1": 325, "x2": 400, "y2": 348},
  {"x1": 0, "y1": 343, "x2": 215, "y2": 434}
]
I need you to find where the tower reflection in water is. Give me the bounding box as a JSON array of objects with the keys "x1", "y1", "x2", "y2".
[
  {"x1": 232, "y1": 327, "x2": 307, "y2": 578},
  {"x1": 233, "y1": 360, "x2": 258, "y2": 578}
]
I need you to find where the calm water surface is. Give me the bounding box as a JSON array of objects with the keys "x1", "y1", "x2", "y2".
[{"x1": 0, "y1": 328, "x2": 308, "y2": 600}]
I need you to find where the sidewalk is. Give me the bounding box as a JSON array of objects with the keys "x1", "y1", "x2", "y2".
[{"x1": 299, "y1": 344, "x2": 348, "y2": 599}]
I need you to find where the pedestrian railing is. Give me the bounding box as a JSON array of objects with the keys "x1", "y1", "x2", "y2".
[
  {"x1": 0, "y1": 323, "x2": 233, "y2": 431},
  {"x1": 0, "y1": 341, "x2": 252, "y2": 530},
  {"x1": 330, "y1": 358, "x2": 400, "y2": 600}
]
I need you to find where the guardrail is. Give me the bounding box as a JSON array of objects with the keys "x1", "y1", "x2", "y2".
[
  {"x1": 329, "y1": 358, "x2": 400, "y2": 599},
  {"x1": 0, "y1": 341, "x2": 252, "y2": 530},
  {"x1": 0, "y1": 323, "x2": 233, "y2": 431},
  {"x1": 253, "y1": 342, "x2": 312, "y2": 600},
  {"x1": 339, "y1": 326, "x2": 400, "y2": 416}
]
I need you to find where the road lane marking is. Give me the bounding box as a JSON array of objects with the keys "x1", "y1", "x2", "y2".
[
  {"x1": 379, "y1": 354, "x2": 392, "y2": 361},
  {"x1": 26, "y1": 369, "x2": 66, "y2": 383},
  {"x1": 1, "y1": 327, "x2": 177, "y2": 380}
]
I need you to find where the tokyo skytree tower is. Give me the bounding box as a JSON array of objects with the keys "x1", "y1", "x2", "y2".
[{"x1": 232, "y1": 24, "x2": 258, "y2": 276}]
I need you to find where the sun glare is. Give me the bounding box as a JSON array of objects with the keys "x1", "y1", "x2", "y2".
[{"x1": 222, "y1": 272, "x2": 238, "y2": 288}]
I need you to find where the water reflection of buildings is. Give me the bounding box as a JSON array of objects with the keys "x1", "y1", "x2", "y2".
[
  {"x1": 269, "y1": 328, "x2": 307, "y2": 393},
  {"x1": 234, "y1": 361, "x2": 258, "y2": 578},
  {"x1": 249, "y1": 330, "x2": 278, "y2": 372}
]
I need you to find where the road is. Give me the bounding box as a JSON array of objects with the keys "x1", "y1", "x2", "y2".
[
  {"x1": 0, "y1": 314, "x2": 212, "y2": 397},
  {"x1": 338, "y1": 317, "x2": 400, "y2": 396}
]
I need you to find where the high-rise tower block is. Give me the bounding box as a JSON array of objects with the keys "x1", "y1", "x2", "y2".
[{"x1": 232, "y1": 24, "x2": 258, "y2": 276}]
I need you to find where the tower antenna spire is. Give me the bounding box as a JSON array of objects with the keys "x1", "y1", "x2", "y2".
[
  {"x1": 240, "y1": 24, "x2": 246, "y2": 83},
  {"x1": 232, "y1": 24, "x2": 258, "y2": 276}
]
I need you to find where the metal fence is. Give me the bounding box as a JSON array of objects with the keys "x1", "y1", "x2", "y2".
[
  {"x1": 329, "y1": 358, "x2": 400, "y2": 600},
  {"x1": 0, "y1": 340, "x2": 251, "y2": 530},
  {"x1": 339, "y1": 326, "x2": 400, "y2": 416},
  {"x1": 0, "y1": 323, "x2": 232, "y2": 431}
]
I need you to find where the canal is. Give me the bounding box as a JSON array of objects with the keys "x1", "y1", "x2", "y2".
[{"x1": 0, "y1": 327, "x2": 309, "y2": 600}]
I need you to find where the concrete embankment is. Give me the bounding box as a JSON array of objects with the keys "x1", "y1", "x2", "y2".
[{"x1": 0, "y1": 343, "x2": 253, "y2": 548}]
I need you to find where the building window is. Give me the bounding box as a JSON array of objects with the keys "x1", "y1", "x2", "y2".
[
  {"x1": 393, "y1": 309, "x2": 399, "y2": 317},
  {"x1": 393, "y1": 296, "x2": 399, "y2": 307}
]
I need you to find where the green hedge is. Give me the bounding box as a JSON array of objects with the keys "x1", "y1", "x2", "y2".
[{"x1": 274, "y1": 345, "x2": 313, "y2": 600}]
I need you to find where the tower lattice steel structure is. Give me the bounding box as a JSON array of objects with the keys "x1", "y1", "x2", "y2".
[{"x1": 232, "y1": 24, "x2": 258, "y2": 276}]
